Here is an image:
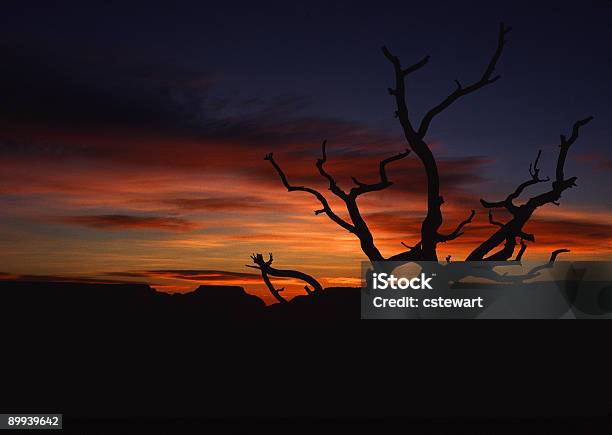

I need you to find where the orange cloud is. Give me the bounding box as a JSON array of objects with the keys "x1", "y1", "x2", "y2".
[
  {"x1": 1, "y1": 113, "x2": 610, "y2": 304},
  {"x1": 57, "y1": 215, "x2": 198, "y2": 232}
]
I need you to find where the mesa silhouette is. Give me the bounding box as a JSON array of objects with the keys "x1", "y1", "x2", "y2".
[{"x1": 0, "y1": 280, "x2": 360, "y2": 321}]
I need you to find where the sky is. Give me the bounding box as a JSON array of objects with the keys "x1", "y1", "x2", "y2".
[{"x1": 1, "y1": 0, "x2": 611, "y2": 302}]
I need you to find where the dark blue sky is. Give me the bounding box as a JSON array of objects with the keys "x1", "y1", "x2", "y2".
[{"x1": 1, "y1": 0, "x2": 610, "y2": 202}]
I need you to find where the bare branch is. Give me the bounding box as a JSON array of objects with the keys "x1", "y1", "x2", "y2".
[
  {"x1": 480, "y1": 149, "x2": 549, "y2": 214},
  {"x1": 267, "y1": 143, "x2": 397, "y2": 263},
  {"x1": 507, "y1": 151, "x2": 550, "y2": 201},
  {"x1": 438, "y1": 210, "x2": 476, "y2": 242},
  {"x1": 382, "y1": 42, "x2": 446, "y2": 260},
  {"x1": 417, "y1": 23, "x2": 511, "y2": 138},
  {"x1": 382, "y1": 24, "x2": 511, "y2": 260},
  {"x1": 250, "y1": 253, "x2": 287, "y2": 304},
  {"x1": 387, "y1": 242, "x2": 423, "y2": 262},
  {"x1": 381, "y1": 47, "x2": 429, "y2": 136},
  {"x1": 350, "y1": 149, "x2": 411, "y2": 196},
  {"x1": 469, "y1": 118, "x2": 591, "y2": 261},
  {"x1": 479, "y1": 198, "x2": 510, "y2": 210},
  {"x1": 381, "y1": 47, "x2": 430, "y2": 78},
  {"x1": 401, "y1": 241, "x2": 421, "y2": 250},
  {"x1": 316, "y1": 140, "x2": 348, "y2": 199},
  {"x1": 529, "y1": 150, "x2": 543, "y2": 179},
  {"x1": 550, "y1": 248, "x2": 571, "y2": 263},
  {"x1": 518, "y1": 231, "x2": 535, "y2": 242},
  {"x1": 482, "y1": 235, "x2": 517, "y2": 261},
  {"x1": 250, "y1": 253, "x2": 323, "y2": 300},
  {"x1": 265, "y1": 152, "x2": 355, "y2": 234},
  {"x1": 488, "y1": 210, "x2": 504, "y2": 227},
  {"x1": 526, "y1": 249, "x2": 570, "y2": 276},
  {"x1": 527, "y1": 116, "x2": 593, "y2": 208},
  {"x1": 514, "y1": 239, "x2": 527, "y2": 261},
  {"x1": 555, "y1": 117, "x2": 594, "y2": 186}
]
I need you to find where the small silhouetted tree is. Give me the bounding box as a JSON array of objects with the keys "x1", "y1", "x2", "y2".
[
  {"x1": 247, "y1": 253, "x2": 323, "y2": 302},
  {"x1": 251, "y1": 23, "x2": 592, "y2": 296}
]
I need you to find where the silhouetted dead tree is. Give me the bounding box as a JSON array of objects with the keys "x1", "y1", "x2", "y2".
[
  {"x1": 382, "y1": 22, "x2": 591, "y2": 263},
  {"x1": 255, "y1": 22, "x2": 592, "y2": 292},
  {"x1": 246, "y1": 253, "x2": 322, "y2": 301}
]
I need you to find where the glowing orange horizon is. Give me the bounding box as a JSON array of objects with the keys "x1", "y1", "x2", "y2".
[{"x1": 1, "y1": 122, "x2": 611, "y2": 304}]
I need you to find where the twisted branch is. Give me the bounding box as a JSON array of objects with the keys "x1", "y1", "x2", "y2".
[
  {"x1": 247, "y1": 253, "x2": 323, "y2": 300},
  {"x1": 246, "y1": 253, "x2": 287, "y2": 304}
]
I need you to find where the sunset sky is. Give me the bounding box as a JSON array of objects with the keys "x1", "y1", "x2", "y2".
[{"x1": 1, "y1": 1, "x2": 611, "y2": 302}]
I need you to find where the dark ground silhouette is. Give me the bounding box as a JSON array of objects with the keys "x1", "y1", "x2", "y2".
[
  {"x1": 0, "y1": 280, "x2": 360, "y2": 321},
  {"x1": 2, "y1": 279, "x2": 610, "y2": 431}
]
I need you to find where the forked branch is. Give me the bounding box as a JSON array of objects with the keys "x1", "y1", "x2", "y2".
[
  {"x1": 265, "y1": 142, "x2": 411, "y2": 263},
  {"x1": 350, "y1": 149, "x2": 411, "y2": 196},
  {"x1": 265, "y1": 152, "x2": 355, "y2": 234},
  {"x1": 468, "y1": 117, "x2": 593, "y2": 261},
  {"x1": 382, "y1": 23, "x2": 510, "y2": 260},
  {"x1": 557, "y1": 118, "x2": 593, "y2": 183},
  {"x1": 437, "y1": 210, "x2": 476, "y2": 242},
  {"x1": 480, "y1": 149, "x2": 549, "y2": 214},
  {"x1": 417, "y1": 23, "x2": 512, "y2": 138},
  {"x1": 316, "y1": 140, "x2": 348, "y2": 199}
]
